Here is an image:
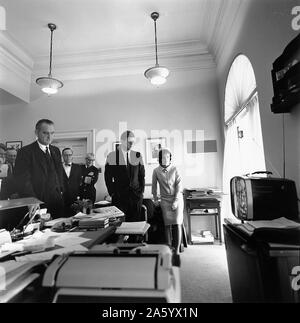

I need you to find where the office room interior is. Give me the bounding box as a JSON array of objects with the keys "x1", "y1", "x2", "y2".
[{"x1": 0, "y1": 0, "x2": 300, "y2": 304}]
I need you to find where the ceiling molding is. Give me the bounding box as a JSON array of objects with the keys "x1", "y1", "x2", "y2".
[
  {"x1": 208, "y1": 0, "x2": 243, "y2": 65},
  {"x1": 0, "y1": 31, "x2": 33, "y2": 102},
  {"x1": 1, "y1": 30, "x2": 217, "y2": 84},
  {"x1": 33, "y1": 40, "x2": 216, "y2": 81},
  {"x1": 0, "y1": 31, "x2": 34, "y2": 70}
]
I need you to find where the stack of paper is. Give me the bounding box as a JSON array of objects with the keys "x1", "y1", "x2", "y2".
[
  {"x1": 0, "y1": 260, "x2": 44, "y2": 302},
  {"x1": 238, "y1": 217, "x2": 300, "y2": 236},
  {"x1": 43, "y1": 218, "x2": 72, "y2": 228},
  {"x1": 94, "y1": 200, "x2": 111, "y2": 206},
  {"x1": 0, "y1": 229, "x2": 12, "y2": 247},
  {"x1": 78, "y1": 217, "x2": 109, "y2": 229},
  {"x1": 115, "y1": 221, "x2": 150, "y2": 235},
  {"x1": 192, "y1": 230, "x2": 214, "y2": 244},
  {"x1": 93, "y1": 206, "x2": 124, "y2": 218}
]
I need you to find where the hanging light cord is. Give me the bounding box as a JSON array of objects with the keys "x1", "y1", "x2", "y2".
[
  {"x1": 48, "y1": 28, "x2": 54, "y2": 77},
  {"x1": 154, "y1": 18, "x2": 158, "y2": 66}
]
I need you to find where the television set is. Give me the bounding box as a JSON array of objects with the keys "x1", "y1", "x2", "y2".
[
  {"x1": 271, "y1": 33, "x2": 300, "y2": 113},
  {"x1": 230, "y1": 176, "x2": 299, "y2": 222}
]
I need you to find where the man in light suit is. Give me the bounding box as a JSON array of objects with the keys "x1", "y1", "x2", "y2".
[
  {"x1": 62, "y1": 148, "x2": 82, "y2": 216},
  {"x1": 14, "y1": 119, "x2": 64, "y2": 219},
  {"x1": 105, "y1": 130, "x2": 145, "y2": 222}
]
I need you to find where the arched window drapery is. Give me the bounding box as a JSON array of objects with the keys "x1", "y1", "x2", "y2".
[{"x1": 222, "y1": 54, "x2": 266, "y2": 218}]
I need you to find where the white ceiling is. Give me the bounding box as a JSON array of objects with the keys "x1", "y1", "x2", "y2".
[
  {"x1": 0, "y1": 0, "x2": 243, "y2": 82},
  {"x1": 1, "y1": 0, "x2": 240, "y2": 56}
]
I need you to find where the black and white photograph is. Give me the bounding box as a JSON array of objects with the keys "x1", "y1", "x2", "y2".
[
  {"x1": 145, "y1": 137, "x2": 167, "y2": 164},
  {"x1": 0, "y1": 0, "x2": 300, "y2": 308},
  {"x1": 5, "y1": 141, "x2": 22, "y2": 150}
]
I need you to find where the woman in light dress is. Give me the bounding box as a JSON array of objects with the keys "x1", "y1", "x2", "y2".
[{"x1": 152, "y1": 148, "x2": 183, "y2": 253}]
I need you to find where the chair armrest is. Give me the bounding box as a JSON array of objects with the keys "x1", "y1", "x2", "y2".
[{"x1": 141, "y1": 204, "x2": 148, "y2": 222}]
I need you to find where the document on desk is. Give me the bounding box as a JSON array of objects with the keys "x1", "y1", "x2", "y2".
[
  {"x1": 50, "y1": 232, "x2": 91, "y2": 248},
  {"x1": 0, "y1": 229, "x2": 12, "y2": 246},
  {"x1": 15, "y1": 244, "x2": 88, "y2": 262},
  {"x1": 237, "y1": 217, "x2": 300, "y2": 236},
  {"x1": 0, "y1": 273, "x2": 40, "y2": 303},
  {"x1": 246, "y1": 217, "x2": 300, "y2": 230},
  {"x1": 0, "y1": 260, "x2": 44, "y2": 287},
  {"x1": 93, "y1": 206, "x2": 124, "y2": 218},
  {"x1": 115, "y1": 221, "x2": 150, "y2": 235}
]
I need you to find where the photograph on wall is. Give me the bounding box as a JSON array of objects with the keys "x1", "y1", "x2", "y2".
[
  {"x1": 6, "y1": 141, "x2": 22, "y2": 150},
  {"x1": 145, "y1": 137, "x2": 166, "y2": 164}
]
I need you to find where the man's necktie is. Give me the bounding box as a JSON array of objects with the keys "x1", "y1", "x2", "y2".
[
  {"x1": 126, "y1": 151, "x2": 131, "y2": 176},
  {"x1": 7, "y1": 164, "x2": 13, "y2": 177},
  {"x1": 45, "y1": 147, "x2": 51, "y2": 165}
]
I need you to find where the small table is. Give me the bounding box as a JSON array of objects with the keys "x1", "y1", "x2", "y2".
[{"x1": 185, "y1": 192, "x2": 222, "y2": 244}]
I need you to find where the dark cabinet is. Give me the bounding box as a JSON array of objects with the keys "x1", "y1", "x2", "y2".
[{"x1": 224, "y1": 224, "x2": 300, "y2": 303}]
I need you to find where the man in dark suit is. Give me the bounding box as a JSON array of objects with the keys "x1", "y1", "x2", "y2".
[
  {"x1": 14, "y1": 119, "x2": 64, "y2": 219},
  {"x1": 6, "y1": 148, "x2": 17, "y2": 177},
  {"x1": 2, "y1": 147, "x2": 19, "y2": 199},
  {"x1": 105, "y1": 130, "x2": 145, "y2": 222},
  {"x1": 62, "y1": 148, "x2": 82, "y2": 216},
  {"x1": 79, "y1": 153, "x2": 98, "y2": 204}
]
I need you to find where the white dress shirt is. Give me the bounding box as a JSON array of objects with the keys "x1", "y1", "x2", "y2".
[
  {"x1": 63, "y1": 163, "x2": 72, "y2": 178},
  {"x1": 119, "y1": 147, "x2": 131, "y2": 166},
  {"x1": 37, "y1": 141, "x2": 50, "y2": 155}
]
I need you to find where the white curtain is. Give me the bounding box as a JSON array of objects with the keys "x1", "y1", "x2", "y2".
[
  {"x1": 236, "y1": 94, "x2": 266, "y2": 175},
  {"x1": 224, "y1": 55, "x2": 257, "y2": 124},
  {"x1": 222, "y1": 55, "x2": 266, "y2": 220}
]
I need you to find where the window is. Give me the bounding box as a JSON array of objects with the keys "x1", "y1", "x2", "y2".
[{"x1": 223, "y1": 55, "x2": 266, "y2": 217}]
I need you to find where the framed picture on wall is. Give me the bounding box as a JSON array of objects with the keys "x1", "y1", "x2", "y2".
[
  {"x1": 6, "y1": 141, "x2": 22, "y2": 150},
  {"x1": 145, "y1": 137, "x2": 167, "y2": 164}
]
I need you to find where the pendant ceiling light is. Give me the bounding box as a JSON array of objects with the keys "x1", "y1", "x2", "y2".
[
  {"x1": 144, "y1": 12, "x2": 169, "y2": 86},
  {"x1": 36, "y1": 23, "x2": 63, "y2": 95}
]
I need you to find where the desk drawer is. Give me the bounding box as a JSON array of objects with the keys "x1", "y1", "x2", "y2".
[{"x1": 187, "y1": 200, "x2": 219, "y2": 209}]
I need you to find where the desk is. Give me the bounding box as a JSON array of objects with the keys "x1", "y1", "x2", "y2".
[
  {"x1": 0, "y1": 227, "x2": 118, "y2": 302},
  {"x1": 184, "y1": 191, "x2": 222, "y2": 244},
  {"x1": 224, "y1": 224, "x2": 300, "y2": 303}
]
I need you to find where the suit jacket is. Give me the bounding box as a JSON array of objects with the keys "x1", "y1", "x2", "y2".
[
  {"x1": 0, "y1": 175, "x2": 17, "y2": 199},
  {"x1": 81, "y1": 165, "x2": 99, "y2": 186},
  {"x1": 79, "y1": 165, "x2": 98, "y2": 201},
  {"x1": 14, "y1": 141, "x2": 64, "y2": 202},
  {"x1": 62, "y1": 163, "x2": 82, "y2": 205},
  {"x1": 104, "y1": 148, "x2": 145, "y2": 200}
]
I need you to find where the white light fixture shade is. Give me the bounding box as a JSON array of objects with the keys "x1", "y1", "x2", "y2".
[
  {"x1": 36, "y1": 23, "x2": 63, "y2": 95},
  {"x1": 145, "y1": 12, "x2": 169, "y2": 86},
  {"x1": 36, "y1": 76, "x2": 63, "y2": 94},
  {"x1": 144, "y1": 65, "x2": 169, "y2": 85}
]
